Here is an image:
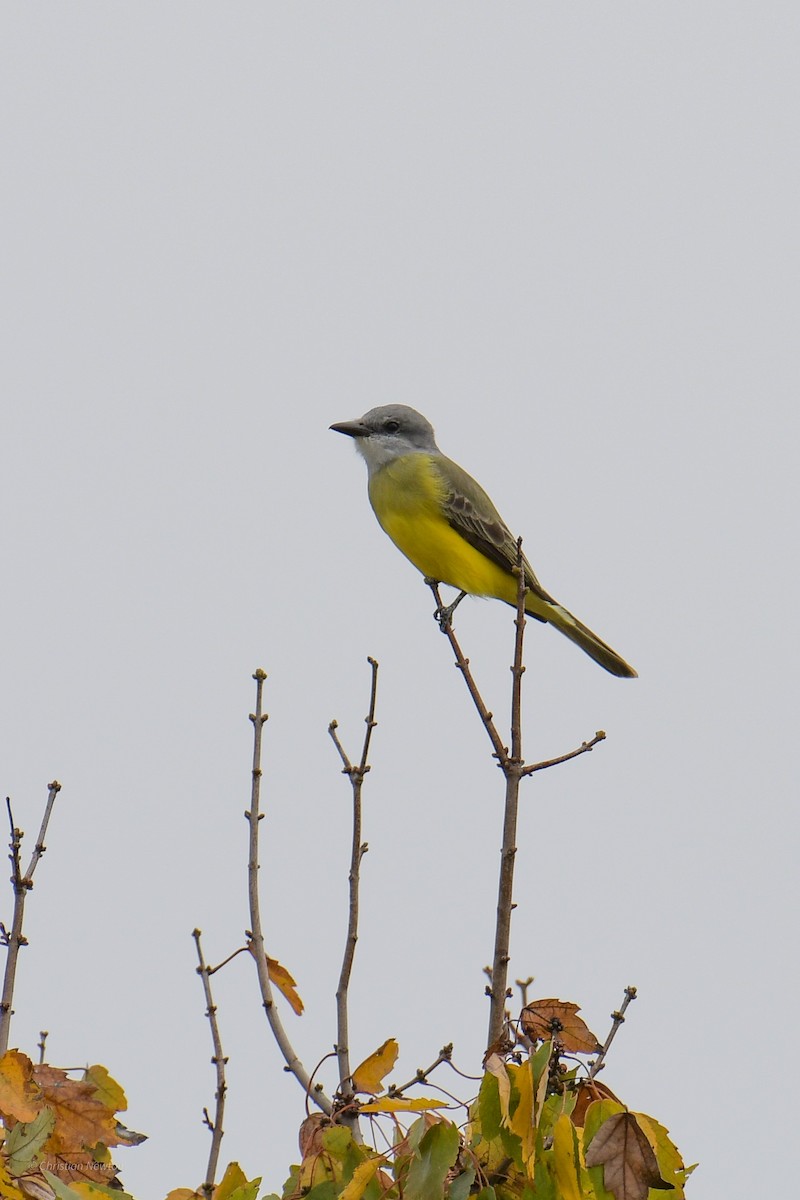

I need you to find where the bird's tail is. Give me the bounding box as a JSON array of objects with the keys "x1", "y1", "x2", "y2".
[{"x1": 534, "y1": 599, "x2": 638, "y2": 678}]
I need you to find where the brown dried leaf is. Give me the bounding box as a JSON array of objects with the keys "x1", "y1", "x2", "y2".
[
  {"x1": 520, "y1": 1000, "x2": 601, "y2": 1054},
  {"x1": 570, "y1": 1079, "x2": 622, "y2": 1128},
  {"x1": 40, "y1": 1148, "x2": 121, "y2": 1189},
  {"x1": 351, "y1": 1039, "x2": 399, "y2": 1096},
  {"x1": 32, "y1": 1066, "x2": 117, "y2": 1152},
  {"x1": 0, "y1": 1052, "x2": 41, "y2": 1123},
  {"x1": 584, "y1": 1111, "x2": 674, "y2": 1200},
  {"x1": 267, "y1": 957, "x2": 304, "y2": 1015},
  {"x1": 298, "y1": 1113, "x2": 332, "y2": 1158}
]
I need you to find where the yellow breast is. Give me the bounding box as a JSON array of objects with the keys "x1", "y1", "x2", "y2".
[{"x1": 367, "y1": 454, "x2": 516, "y2": 600}]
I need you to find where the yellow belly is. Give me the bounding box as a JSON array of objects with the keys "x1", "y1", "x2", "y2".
[{"x1": 367, "y1": 454, "x2": 518, "y2": 602}]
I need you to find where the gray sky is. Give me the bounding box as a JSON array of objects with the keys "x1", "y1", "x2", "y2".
[{"x1": 2, "y1": 4, "x2": 797, "y2": 1196}]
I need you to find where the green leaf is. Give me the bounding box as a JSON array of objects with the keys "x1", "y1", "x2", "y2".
[
  {"x1": 42, "y1": 1171, "x2": 136, "y2": 1200},
  {"x1": 531, "y1": 1156, "x2": 556, "y2": 1200},
  {"x1": 478, "y1": 1070, "x2": 502, "y2": 1140},
  {"x1": 405, "y1": 1122, "x2": 460, "y2": 1200},
  {"x1": 321, "y1": 1126, "x2": 354, "y2": 1159},
  {"x1": 634, "y1": 1112, "x2": 691, "y2": 1198},
  {"x1": 226, "y1": 1183, "x2": 262, "y2": 1200},
  {"x1": 447, "y1": 1167, "x2": 475, "y2": 1200},
  {"x1": 5, "y1": 1106, "x2": 56, "y2": 1175},
  {"x1": 303, "y1": 1183, "x2": 338, "y2": 1200},
  {"x1": 405, "y1": 1117, "x2": 429, "y2": 1155}
]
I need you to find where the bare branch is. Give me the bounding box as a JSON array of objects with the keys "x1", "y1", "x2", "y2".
[
  {"x1": 387, "y1": 1043, "x2": 453, "y2": 1097},
  {"x1": 192, "y1": 928, "x2": 228, "y2": 1197},
  {"x1": 589, "y1": 985, "x2": 638, "y2": 1079},
  {"x1": 329, "y1": 657, "x2": 379, "y2": 1138},
  {"x1": 37, "y1": 1030, "x2": 48, "y2": 1065},
  {"x1": 0, "y1": 782, "x2": 61, "y2": 1055},
  {"x1": 245, "y1": 670, "x2": 332, "y2": 1114},
  {"x1": 522, "y1": 731, "x2": 606, "y2": 776},
  {"x1": 486, "y1": 548, "x2": 527, "y2": 1049}
]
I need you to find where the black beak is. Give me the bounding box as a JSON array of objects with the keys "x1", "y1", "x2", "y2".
[{"x1": 330, "y1": 419, "x2": 371, "y2": 439}]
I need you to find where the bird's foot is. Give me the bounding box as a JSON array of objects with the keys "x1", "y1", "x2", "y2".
[{"x1": 433, "y1": 590, "x2": 467, "y2": 632}]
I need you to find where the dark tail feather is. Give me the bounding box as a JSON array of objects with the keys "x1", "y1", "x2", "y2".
[{"x1": 543, "y1": 601, "x2": 637, "y2": 678}]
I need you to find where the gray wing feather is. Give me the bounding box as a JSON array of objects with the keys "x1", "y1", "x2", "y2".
[{"x1": 432, "y1": 456, "x2": 555, "y2": 606}]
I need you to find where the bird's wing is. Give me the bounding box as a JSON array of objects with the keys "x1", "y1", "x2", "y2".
[{"x1": 432, "y1": 456, "x2": 555, "y2": 604}]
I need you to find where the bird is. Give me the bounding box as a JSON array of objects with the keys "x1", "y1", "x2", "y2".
[{"x1": 330, "y1": 404, "x2": 636, "y2": 678}]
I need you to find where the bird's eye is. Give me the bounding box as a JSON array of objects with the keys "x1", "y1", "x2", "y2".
[{"x1": 384, "y1": 419, "x2": 401, "y2": 433}]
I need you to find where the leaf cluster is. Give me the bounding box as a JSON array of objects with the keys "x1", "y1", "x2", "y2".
[
  {"x1": 243, "y1": 1003, "x2": 694, "y2": 1200},
  {"x1": 0, "y1": 1049, "x2": 143, "y2": 1199}
]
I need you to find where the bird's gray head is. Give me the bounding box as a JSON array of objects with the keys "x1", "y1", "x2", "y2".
[{"x1": 330, "y1": 404, "x2": 440, "y2": 474}]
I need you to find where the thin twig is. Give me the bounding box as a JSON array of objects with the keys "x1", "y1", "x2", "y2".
[
  {"x1": 37, "y1": 1031, "x2": 48, "y2": 1064},
  {"x1": 589, "y1": 986, "x2": 638, "y2": 1079},
  {"x1": 426, "y1": 582, "x2": 509, "y2": 766},
  {"x1": 193, "y1": 929, "x2": 228, "y2": 1197},
  {"x1": 245, "y1": 670, "x2": 332, "y2": 1114},
  {"x1": 486, "y1": 546, "x2": 527, "y2": 1049},
  {"x1": 0, "y1": 782, "x2": 61, "y2": 1055},
  {"x1": 522, "y1": 731, "x2": 606, "y2": 776},
  {"x1": 515, "y1": 978, "x2": 534, "y2": 1008},
  {"x1": 387, "y1": 1044, "x2": 454, "y2": 1097},
  {"x1": 206, "y1": 945, "x2": 250, "y2": 975},
  {"x1": 329, "y1": 657, "x2": 379, "y2": 1138}
]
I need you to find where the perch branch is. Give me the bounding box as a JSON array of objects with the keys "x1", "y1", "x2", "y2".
[
  {"x1": 589, "y1": 985, "x2": 638, "y2": 1079},
  {"x1": 193, "y1": 928, "x2": 227, "y2": 1197},
  {"x1": 486, "y1": 546, "x2": 527, "y2": 1049},
  {"x1": 0, "y1": 782, "x2": 61, "y2": 1055},
  {"x1": 426, "y1": 581, "x2": 509, "y2": 766},
  {"x1": 329, "y1": 657, "x2": 379, "y2": 1135},
  {"x1": 245, "y1": 670, "x2": 332, "y2": 1114}
]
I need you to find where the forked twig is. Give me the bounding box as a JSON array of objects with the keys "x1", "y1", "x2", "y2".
[
  {"x1": 193, "y1": 928, "x2": 227, "y2": 1197},
  {"x1": 387, "y1": 1043, "x2": 454, "y2": 1097},
  {"x1": 589, "y1": 986, "x2": 638, "y2": 1079},
  {"x1": 0, "y1": 782, "x2": 61, "y2": 1055},
  {"x1": 245, "y1": 670, "x2": 331, "y2": 1114},
  {"x1": 329, "y1": 657, "x2": 379, "y2": 1133}
]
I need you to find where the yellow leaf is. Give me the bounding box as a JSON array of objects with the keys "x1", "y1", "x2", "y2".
[
  {"x1": 360, "y1": 1096, "x2": 448, "y2": 1113},
  {"x1": 83, "y1": 1066, "x2": 126, "y2": 1114},
  {"x1": 0, "y1": 1155, "x2": 24, "y2": 1200},
  {"x1": 164, "y1": 1192, "x2": 202, "y2": 1200},
  {"x1": 214, "y1": 1162, "x2": 261, "y2": 1200},
  {"x1": 339, "y1": 1157, "x2": 381, "y2": 1200},
  {"x1": 552, "y1": 1114, "x2": 582, "y2": 1200},
  {"x1": 0, "y1": 1051, "x2": 40, "y2": 1123},
  {"x1": 352, "y1": 1039, "x2": 399, "y2": 1096},
  {"x1": 267, "y1": 958, "x2": 304, "y2": 1015}
]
